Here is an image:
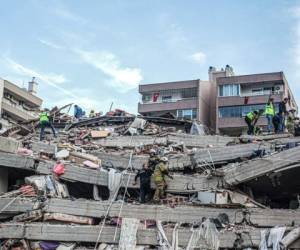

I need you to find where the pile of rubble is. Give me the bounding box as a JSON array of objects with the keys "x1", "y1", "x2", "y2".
[{"x1": 1, "y1": 109, "x2": 300, "y2": 249}]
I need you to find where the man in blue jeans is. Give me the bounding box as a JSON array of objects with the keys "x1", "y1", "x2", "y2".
[
  {"x1": 265, "y1": 97, "x2": 275, "y2": 133},
  {"x1": 39, "y1": 109, "x2": 56, "y2": 141},
  {"x1": 278, "y1": 97, "x2": 289, "y2": 132}
]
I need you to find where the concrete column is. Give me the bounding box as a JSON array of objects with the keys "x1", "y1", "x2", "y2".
[{"x1": 0, "y1": 167, "x2": 8, "y2": 194}]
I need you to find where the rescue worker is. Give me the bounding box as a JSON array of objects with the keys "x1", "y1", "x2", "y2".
[
  {"x1": 245, "y1": 110, "x2": 259, "y2": 135},
  {"x1": 39, "y1": 109, "x2": 56, "y2": 141},
  {"x1": 153, "y1": 157, "x2": 173, "y2": 202},
  {"x1": 286, "y1": 109, "x2": 296, "y2": 134},
  {"x1": 74, "y1": 105, "x2": 83, "y2": 119},
  {"x1": 265, "y1": 97, "x2": 275, "y2": 133},
  {"x1": 89, "y1": 110, "x2": 96, "y2": 118},
  {"x1": 148, "y1": 149, "x2": 160, "y2": 171},
  {"x1": 272, "y1": 113, "x2": 281, "y2": 134},
  {"x1": 278, "y1": 97, "x2": 289, "y2": 132},
  {"x1": 133, "y1": 163, "x2": 153, "y2": 203}
]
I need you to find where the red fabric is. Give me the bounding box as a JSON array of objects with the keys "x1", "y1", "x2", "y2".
[
  {"x1": 153, "y1": 93, "x2": 159, "y2": 102},
  {"x1": 244, "y1": 96, "x2": 249, "y2": 104},
  {"x1": 53, "y1": 163, "x2": 65, "y2": 176}
]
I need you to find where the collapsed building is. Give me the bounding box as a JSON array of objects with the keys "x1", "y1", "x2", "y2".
[{"x1": 0, "y1": 107, "x2": 300, "y2": 249}]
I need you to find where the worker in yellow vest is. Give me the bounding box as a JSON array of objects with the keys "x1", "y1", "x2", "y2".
[
  {"x1": 39, "y1": 109, "x2": 56, "y2": 141},
  {"x1": 245, "y1": 110, "x2": 259, "y2": 135},
  {"x1": 265, "y1": 97, "x2": 275, "y2": 133}
]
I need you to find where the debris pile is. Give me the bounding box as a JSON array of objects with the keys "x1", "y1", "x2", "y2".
[{"x1": 0, "y1": 107, "x2": 300, "y2": 249}]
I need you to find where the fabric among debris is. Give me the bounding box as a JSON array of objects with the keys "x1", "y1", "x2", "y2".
[
  {"x1": 118, "y1": 217, "x2": 140, "y2": 250},
  {"x1": 108, "y1": 168, "x2": 122, "y2": 200}
]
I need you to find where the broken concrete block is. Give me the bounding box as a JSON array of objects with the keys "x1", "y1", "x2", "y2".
[
  {"x1": 83, "y1": 160, "x2": 100, "y2": 169},
  {"x1": 0, "y1": 136, "x2": 20, "y2": 153},
  {"x1": 31, "y1": 141, "x2": 57, "y2": 155},
  {"x1": 13, "y1": 209, "x2": 43, "y2": 222},
  {"x1": 55, "y1": 149, "x2": 70, "y2": 159},
  {"x1": 91, "y1": 130, "x2": 110, "y2": 138},
  {"x1": 43, "y1": 212, "x2": 94, "y2": 225},
  {"x1": 69, "y1": 151, "x2": 101, "y2": 165},
  {"x1": 17, "y1": 147, "x2": 33, "y2": 156}
]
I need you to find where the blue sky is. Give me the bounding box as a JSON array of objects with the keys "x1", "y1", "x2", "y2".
[{"x1": 1, "y1": 0, "x2": 300, "y2": 114}]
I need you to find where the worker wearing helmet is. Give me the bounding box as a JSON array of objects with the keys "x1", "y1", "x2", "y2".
[
  {"x1": 89, "y1": 110, "x2": 96, "y2": 118},
  {"x1": 148, "y1": 148, "x2": 160, "y2": 171},
  {"x1": 153, "y1": 156, "x2": 173, "y2": 202}
]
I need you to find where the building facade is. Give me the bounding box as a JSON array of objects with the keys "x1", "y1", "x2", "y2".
[
  {"x1": 138, "y1": 79, "x2": 212, "y2": 128},
  {"x1": 138, "y1": 65, "x2": 235, "y2": 129},
  {"x1": 0, "y1": 78, "x2": 42, "y2": 128},
  {"x1": 216, "y1": 72, "x2": 298, "y2": 135}
]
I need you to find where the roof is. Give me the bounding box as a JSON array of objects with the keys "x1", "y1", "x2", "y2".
[
  {"x1": 139, "y1": 79, "x2": 200, "y2": 93},
  {"x1": 216, "y1": 72, "x2": 285, "y2": 85}
]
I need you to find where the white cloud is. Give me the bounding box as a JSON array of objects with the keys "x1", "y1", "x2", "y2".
[
  {"x1": 4, "y1": 57, "x2": 75, "y2": 98},
  {"x1": 54, "y1": 6, "x2": 86, "y2": 24},
  {"x1": 189, "y1": 51, "x2": 207, "y2": 64},
  {"x1": 74, "y1": 49, "x2": 143, "y2": 91},
  {"x1": 38, "y1": 39, "x2": 64, "y2": 50},
  {"x1": 291, "y1": 6, "x2": 300, "y2": 66}
]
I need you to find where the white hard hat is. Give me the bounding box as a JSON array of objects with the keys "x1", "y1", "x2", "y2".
[
  {"x1": 161, "y1": 157, "x2": 168, "y2": 162},
  {"x1": 150, "y1": 149, "x2": 156, "y2": 154}
]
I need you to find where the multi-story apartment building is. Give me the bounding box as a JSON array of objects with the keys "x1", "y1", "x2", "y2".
[
  {"x1": 216, "y1": 72, "x2": 298, "y2": 135},
  {"x1": 138, "y1": 79, "x2": 212, "y2": 128},
  {"x1": 0, "y1": 77, "x2": 42, "y2": 128},
  {"x1": 138, "y1": 65, "x2": 234, "y2": 129}
]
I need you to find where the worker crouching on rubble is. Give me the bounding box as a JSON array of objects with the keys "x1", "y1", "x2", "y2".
[
  {"x1": 245, "y1": 110, "x2": 259, "y2": 135},
  {"x1": 153, "y1": 157, "x2": 173, "y2": 203},
  {"x1": 133, "y1": 163, "x2": 153, "y2": 203},
  {"x1": 245, "y1": 109, "x2": 264, "y2": 135},
  {"x1": 39, "y1": 109, "x2": 56, "y2": 141}
]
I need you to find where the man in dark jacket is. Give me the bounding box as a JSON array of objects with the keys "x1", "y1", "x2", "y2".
[
  {"x1": 278, "y1": 97, "x2": 289, "y2": 132},
  {"x1": 272, "y1": 113, "x2": 281, "y2": 134},
  {"x1": 133, "y1": 163, "x2": 153, "y2": 203}
]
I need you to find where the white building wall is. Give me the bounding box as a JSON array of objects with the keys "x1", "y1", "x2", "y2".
[{"x1": 0, "y1": 79, "x2": 4, "y2": 116}]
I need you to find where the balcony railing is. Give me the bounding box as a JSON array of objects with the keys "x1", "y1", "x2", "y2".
[
  {"x1": 2, "y1": 98, "x2": 39, "y2": 119},
  {"x1": 141, "y1": 97, "x2": 197, "y2": 104},
  {"x1": 240, "y1": 90, "x2": 282, "y2": 97}
]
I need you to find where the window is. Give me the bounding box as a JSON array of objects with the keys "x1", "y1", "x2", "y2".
[
  {"x1": 219, "y1": 84, "x2": 240, "y2": 97},
  {"x1": 252, "y1": 88, "x2": 263, "y2": 96},
  {"x1": 142, "y1": 94, "x2": 151, "y2": 103},
  {"x1": 181, "y1": 88, "x2": 197, "y2": 98},
  {"x1": 177, "y1": 109, "x2": 197, "y2": 120},
  {"x1": 162, "y1": 96, "x2": 172, "y2": 103},
  {"x1": 219, "y1": 104, "x2": 279, "y2": 118}
]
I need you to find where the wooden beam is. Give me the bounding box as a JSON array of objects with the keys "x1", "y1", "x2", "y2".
[{"x1": 0, "y1": 223, "x2": 261, "y2": 248}]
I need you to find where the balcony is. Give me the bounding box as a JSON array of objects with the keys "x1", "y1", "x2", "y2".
[
  {"x1": 138, "y1": 98, "x2": 197, "y2": 113},
  {"x1": 218, "y1": 93, "x2": 283, "y2": 107},
  {"x1": 4, "y1": 80, "x2": 42, "y2": 107},
  {"x1": 2, "y1": 98, "x2": 39, "y2": 121}
]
